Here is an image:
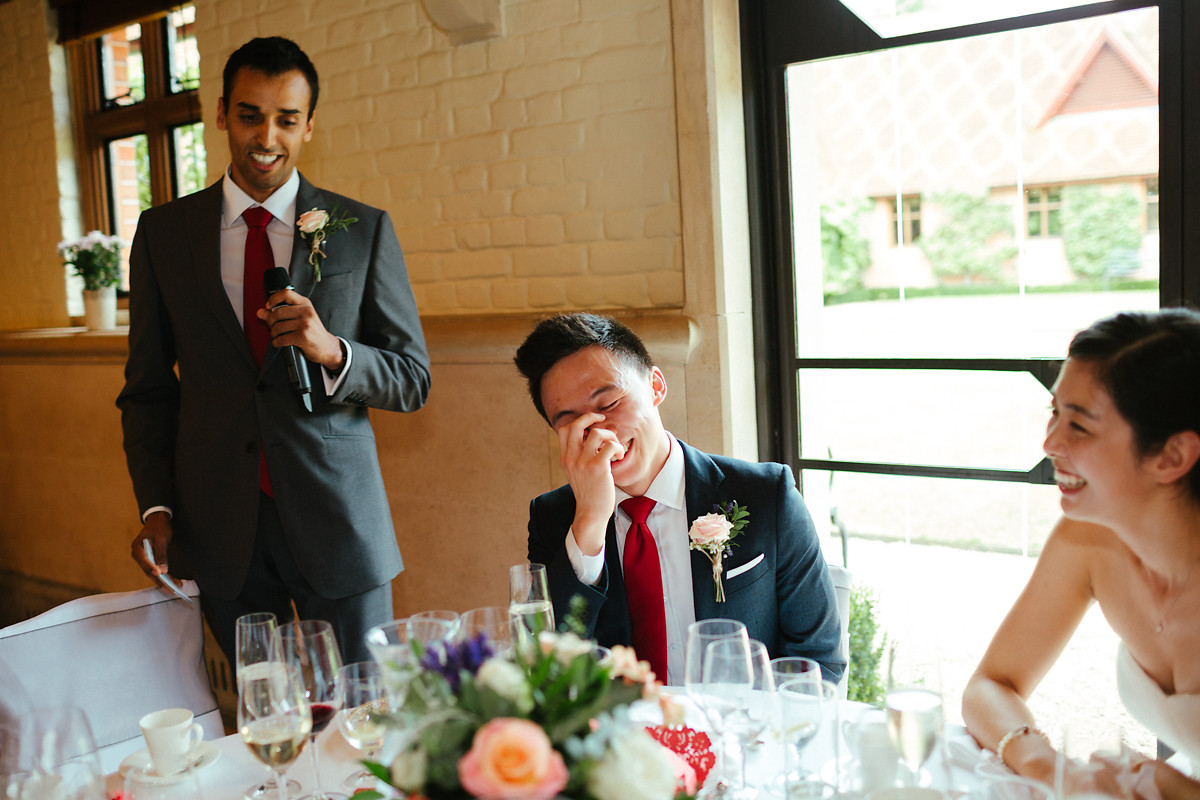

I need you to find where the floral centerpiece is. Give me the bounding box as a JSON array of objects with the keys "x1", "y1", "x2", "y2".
[
  {"x1": 58, "y1": 231, "x2": 123, "y2": 291},
  {"x1": 359, "y1": 619, "x2": 699, "y2": 800}
]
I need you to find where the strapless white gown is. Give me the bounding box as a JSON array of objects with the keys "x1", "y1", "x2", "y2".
[{"x1": 1117, "y1": 643, "x2": 1200, "y2": 775}]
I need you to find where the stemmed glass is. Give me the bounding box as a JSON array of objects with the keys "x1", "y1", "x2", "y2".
[
  {"x1": 337, "y1": 662, "x2": 389, "y2": 790},
  {"x1": 768, "y1": 657, "x2": 823, "y2": 796},
  {"x1": 779, "y1": 679, "x2": 838, "y2": 799},
  {"x1": 460, "y1": 606, "x2": 515, "y2": 655},
  {"x1": 509, "y1": 563, "x2": 554, "y2": 654},
  {"x1": 410, "y1": 609, "x2": 461, "y2": 640},
  {"x1": 0, "y1": 706, "x2": 105, "y2": 800},
  {"x1": 712, "y1": 638, "x2": 775, "y2": 800},
  {"x1": 365, "y1": 617, "x2": 457, "y2": 705},
  {"x1": 685, "y1": 618, "x2": 750, "y2": 799},
  {"x1": 124, "y1": 764, "x2": 204, "y2": 799},
  {"x1": 237, "y1": 612, "x2": 299, "y2": 800},
  {"x1": 884, "y1": 684, "x2": 943, "y2": 787},
  {"x1": 239, "y1": 660, "x2": 312, "y2": 800},
  {"x1": 280, "y1": 620, "x2": 345, "y2": 800},
  {"x1": 1057, "y1": 721, "x2": 1129, "y2": 800}
]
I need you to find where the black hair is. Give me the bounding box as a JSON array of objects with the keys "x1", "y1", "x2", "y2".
[
  {"x1": 222, "y1": 37, "x2": 319, "y2": 119},
  {"x1": 1067, "y1": 307, "x2": 1200, "y2": 501},
  {"x1": 514, "y1": 313, "x2": 654, "y2": 422}
]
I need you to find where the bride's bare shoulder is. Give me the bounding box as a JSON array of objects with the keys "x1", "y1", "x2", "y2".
[{"x1": 1043, "y1": 517, "x2": 1126, "y2": 560}]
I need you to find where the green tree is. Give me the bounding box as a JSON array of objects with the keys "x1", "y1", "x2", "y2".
[
  {"x1": 848, "y1": 584, "x2": 889, "y2": 706},
  {"x1": 820, "y1": 199, "x2": 872, "y2": 297},
  {"x1": 1060, "y1": 184, "x2": 1143, "y2": 280},
  {"x1": 919, "y1": 191, "x2": 1016, "y2": 285}
]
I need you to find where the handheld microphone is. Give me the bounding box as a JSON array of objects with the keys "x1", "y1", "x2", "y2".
[{"x1": 263, "y1": 267, "x2": 314, "y2": 413}]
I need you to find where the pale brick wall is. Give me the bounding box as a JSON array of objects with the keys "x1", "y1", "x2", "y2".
[
  {"x1": 0, "y1": 0, "x2": 70, "y2": 330},
  {"x1": 195, "y1": 0, "x2": 685, "y2": 317}
]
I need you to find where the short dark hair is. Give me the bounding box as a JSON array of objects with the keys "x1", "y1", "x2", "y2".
[
  {"x1": 1067, "y1": 307, "x2": 1200, "y2": 501},
  {"x1": 514, "y1": 313, "x2": 654, "y2": 422},
  {"x1": 222, "y1": 37, "x2": 320, "y2": 119}
]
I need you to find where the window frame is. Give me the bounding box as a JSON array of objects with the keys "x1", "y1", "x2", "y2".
[
  {"x1": 739, "y1": 0, "x2": 1197, "y2": 471},
  {"x1": 65, "y1": 10, "x2": 201, "y2": 238}
]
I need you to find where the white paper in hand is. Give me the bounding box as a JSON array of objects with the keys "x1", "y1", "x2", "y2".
[{"x1": 142, "y1": 539, "x2": 194, "y2": 604}]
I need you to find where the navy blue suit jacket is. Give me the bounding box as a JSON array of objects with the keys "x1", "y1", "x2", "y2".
[{"x1": 527, "y1": 439, "x2": 845, "y2": 682}]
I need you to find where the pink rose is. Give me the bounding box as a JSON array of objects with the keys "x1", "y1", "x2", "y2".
[
  {"x1": 458, "y1": 718, "x2": 568, "y2": 800},
  {"x1": 689, "y1": 513, "x2": 733, "y2": 547},
  {"x1": 297, "y1": 208, "x2": 329, "y2": 234}
]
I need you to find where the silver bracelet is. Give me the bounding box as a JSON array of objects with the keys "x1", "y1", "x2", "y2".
[{"x1": 996, "y1": 724, "x2": 1050, "y2": 768}]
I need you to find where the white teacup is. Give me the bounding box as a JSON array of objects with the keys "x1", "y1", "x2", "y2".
[{"x1": 138, "y1": 708, "x2": 203, "y2": 776}]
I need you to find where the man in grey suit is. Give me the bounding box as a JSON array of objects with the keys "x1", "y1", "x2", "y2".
[
  {"x1": 516, "y1": 314, "x2": 843, "y2": 684},
  {"x1": 118, "y1": 37, "x2": 430, "y2": 664}
]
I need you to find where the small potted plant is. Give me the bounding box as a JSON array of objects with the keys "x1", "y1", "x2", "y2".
[{"x1": 58, "y1": 231, "x2": 123, "y2": 330}]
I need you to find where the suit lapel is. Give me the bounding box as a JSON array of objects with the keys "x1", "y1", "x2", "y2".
[
  {"x1": 188, "y1": 182, "x2": 258, "y2": 371},
  {"x1": 680, "y1": 441, "x2": 731, "y2": 622},
  {"x1": 262, "y1": 174, "x2": 326, "y2": 374}
]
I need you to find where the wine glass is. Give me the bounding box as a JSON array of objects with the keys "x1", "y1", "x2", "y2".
[
  {"x1": 337, "y1": 661, "x2": 389, "y2": 790},
  {"x1": 685, "y1": 618, "x2": 750, "y2": 799},
  {"x1": 279, "y1": 620, "x2": 345, "y2": 800},
  {"x1": 460, "y1": 606, "x2": 515, "y2": 655},
  {"x1": 236, "y1": 613, "x2": 299, "y2": 799},
  {"x1": 366, "y1": 617, "x2": 457, "y2": 704},
  {"x1": 239, "y1": 661, "x2": 312, "y2": 800},
  {"x1": 884, "y1": 685, "x2": 943, "y2": 787},
  {"x1": 509, "y1": 563, "x2": 554, "y2": 654},
  {"x1": 720, "y1": 638, "x2": 775, "y2": 799},
  {"x1": 410, "y1": 609, "x2": 461, "y2": 639},
  {"x1": 1057, "y1": 721, "x2": 1129, "y2": 800},
  {"x1": 768, "y1": 657, "x2": 823, "y2": 796},
  {"x1": 0, "y1": 706, "x2": 105, "y2": 800}
]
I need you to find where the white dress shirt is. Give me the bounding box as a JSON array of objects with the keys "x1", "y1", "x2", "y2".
[{"x1": 565, "y1": 432, "x2": 696, "y2": 684}]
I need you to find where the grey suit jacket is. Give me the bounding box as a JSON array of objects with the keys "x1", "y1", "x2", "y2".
[
  {"x1": 118, "y1": 174, "x2": 431, "y2": 600},
  {"x1": 527, "y1": 439, "x2": 845, "y2": 682}
]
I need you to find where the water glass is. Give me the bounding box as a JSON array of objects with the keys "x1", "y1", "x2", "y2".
[
  {"x1": 460, "y1": 606, "x2": 515, "y2": 655},
  {"x1": 1057, "y1": 722, "x2": 1129, "y2": 800}
]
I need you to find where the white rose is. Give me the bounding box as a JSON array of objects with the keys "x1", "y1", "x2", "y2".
[
  {"x1": 588, "y1": 730, "x2": 679, "y2": 800},
  {"x1": 688, "y1": 513, "x2": 733, "y2": 547},
  {"x1": 537, "y1": 630, "x2": 593, "y2": 665},
  {"x1": 389, "y1": 747, "x2": 426, "y2": 794},
  {"x1": 476, "y1": 657, "x2": 533, "y2": 712}
]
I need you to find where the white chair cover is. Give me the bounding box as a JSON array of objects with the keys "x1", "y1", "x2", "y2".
[
  {"x1": 826, "y1": 562, "x2": 853, "y2": 697},
  {"x1": 0, "y1": 582, "x2": 222, "y2": 773}
]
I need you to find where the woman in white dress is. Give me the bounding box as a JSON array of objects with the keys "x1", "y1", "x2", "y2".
[{"x1": 963, "y1": 309, "x2": 1200, "y2": 800}]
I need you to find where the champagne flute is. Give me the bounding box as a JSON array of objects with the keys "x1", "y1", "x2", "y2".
[
  {"x1": 768, "y1": 657, "x2": 823, "y2": 796},
  {"x1": 884, "y1": 685, "x2": 943, "y2": 787},
  {"x1": 509, "y1": 563, "x2": 554, "y2": 654},
  {"x1": 280, "y1": 620, "x2": 345, "y2": 800},
  {"x1": 685, "y1": 619, "x2": 750, "y2": 799},
  {"x1": 337, "y1": 661, "x2": 389, "y2": 790},
  {"x1": 236, "y1": 613, "x2": 299, "y2": 800},
  {"x1": 239, "y1": 661, "x2": 312, "y2": 800}
]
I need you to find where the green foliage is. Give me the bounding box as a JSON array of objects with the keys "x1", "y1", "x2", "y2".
[
  {"x1": 918, "y1": 191, "x2": 1016, "y2": 285},
  {"x1": 820, "y1": 199, "x2": 873, "y2": 297},
  {"x1": 58, "y1": 232, "x2": 123, "y2": 290},
  {"x1": 1060, "y1": 184, "x2": 1143, "y2": 279},
  {"x1": 848, "y1": 583, "x2": 888, "y2": 706}
]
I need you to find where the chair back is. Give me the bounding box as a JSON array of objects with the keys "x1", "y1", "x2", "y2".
[
  {"x1": 0, "y1": 582, "x2": 221, "y2": 773},
  {"x1": 826, "y1": 562, "x2": 853, "y2": 698}
]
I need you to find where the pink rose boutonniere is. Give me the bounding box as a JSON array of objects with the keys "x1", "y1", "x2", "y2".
[
  {"x1": 297, "y1": 205, "x2": 357, "y2": 282},
  {"x1": 688, "y1": 501, "x2": 749, "y2": 602}
]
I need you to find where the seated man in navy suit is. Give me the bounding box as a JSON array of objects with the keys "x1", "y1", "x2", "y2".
[{"x1": 515, "y1": 313, "x2": 844, "y2": 684}]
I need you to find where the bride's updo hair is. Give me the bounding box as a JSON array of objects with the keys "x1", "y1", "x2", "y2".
[{"x1": 1068, "y1": 307, "x2": 1200, "y2": 500}]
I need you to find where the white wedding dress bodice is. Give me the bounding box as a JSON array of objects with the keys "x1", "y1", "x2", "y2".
[{"x1": 1117, "y1": 643, "x2": 1200, "y2": 774}]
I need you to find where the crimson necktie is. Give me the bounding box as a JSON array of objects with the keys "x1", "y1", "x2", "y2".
[
  {"x1": 242, "y1": 206, "x2": 274, "y2": 496},
  {"x1": 620, "y1": 496, "x2": 669, "y2": 681}
]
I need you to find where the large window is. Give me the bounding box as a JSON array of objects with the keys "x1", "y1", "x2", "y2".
[
  {"x1": 65, "y1": 5, "x2": 204, "y2": 292},
  {"x1": 744, "y1": 0, "x2": 1196, "y2": 745}
]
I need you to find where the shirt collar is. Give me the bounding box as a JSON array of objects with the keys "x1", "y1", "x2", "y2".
[
  {"x1": 221, "y1": 166, "x2": 300, "y2": 227},
  {"x1": 616, "y1": 432, "x2": 685, "y2": 513}
]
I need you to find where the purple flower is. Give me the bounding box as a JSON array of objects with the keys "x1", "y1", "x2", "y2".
[{"x1": 420, "y1": 633, "x2": 494, "y2": 691}]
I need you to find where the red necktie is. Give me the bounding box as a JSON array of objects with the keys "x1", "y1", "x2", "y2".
[
  {"x1": 242, "y1": 206, "x2": 274, "y2": 497},
  {"x1": 620, "y1": 496, "x2": 668, "y2": 682}
]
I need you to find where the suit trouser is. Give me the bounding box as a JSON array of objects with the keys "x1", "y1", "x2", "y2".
[{"x1": 200, "y1": 492, "x2": 393, "y2": 672}]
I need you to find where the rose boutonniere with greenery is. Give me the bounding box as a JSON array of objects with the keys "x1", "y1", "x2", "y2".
[
  {"x1": 296, "y1": 205, "x2": 357, "y2": 282},
  {"x1": 687, "y1": 501, "x2": 749, "y2": 602}
]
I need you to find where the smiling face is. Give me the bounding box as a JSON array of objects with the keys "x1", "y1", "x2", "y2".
[
  {"x1": 539, "y1": 345, "x2": 671, "y2": 497},
  {"x1": 1044, "y1": 357, "x2": 1154, "y2": 526},
  {"x1": 216, "y1": 67, "x2": 314, "y2": 203}
]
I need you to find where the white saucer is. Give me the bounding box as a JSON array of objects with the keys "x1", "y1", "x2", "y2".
[{"x1": 118, "y1": 740, "x2": 221, "y2": 778}]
